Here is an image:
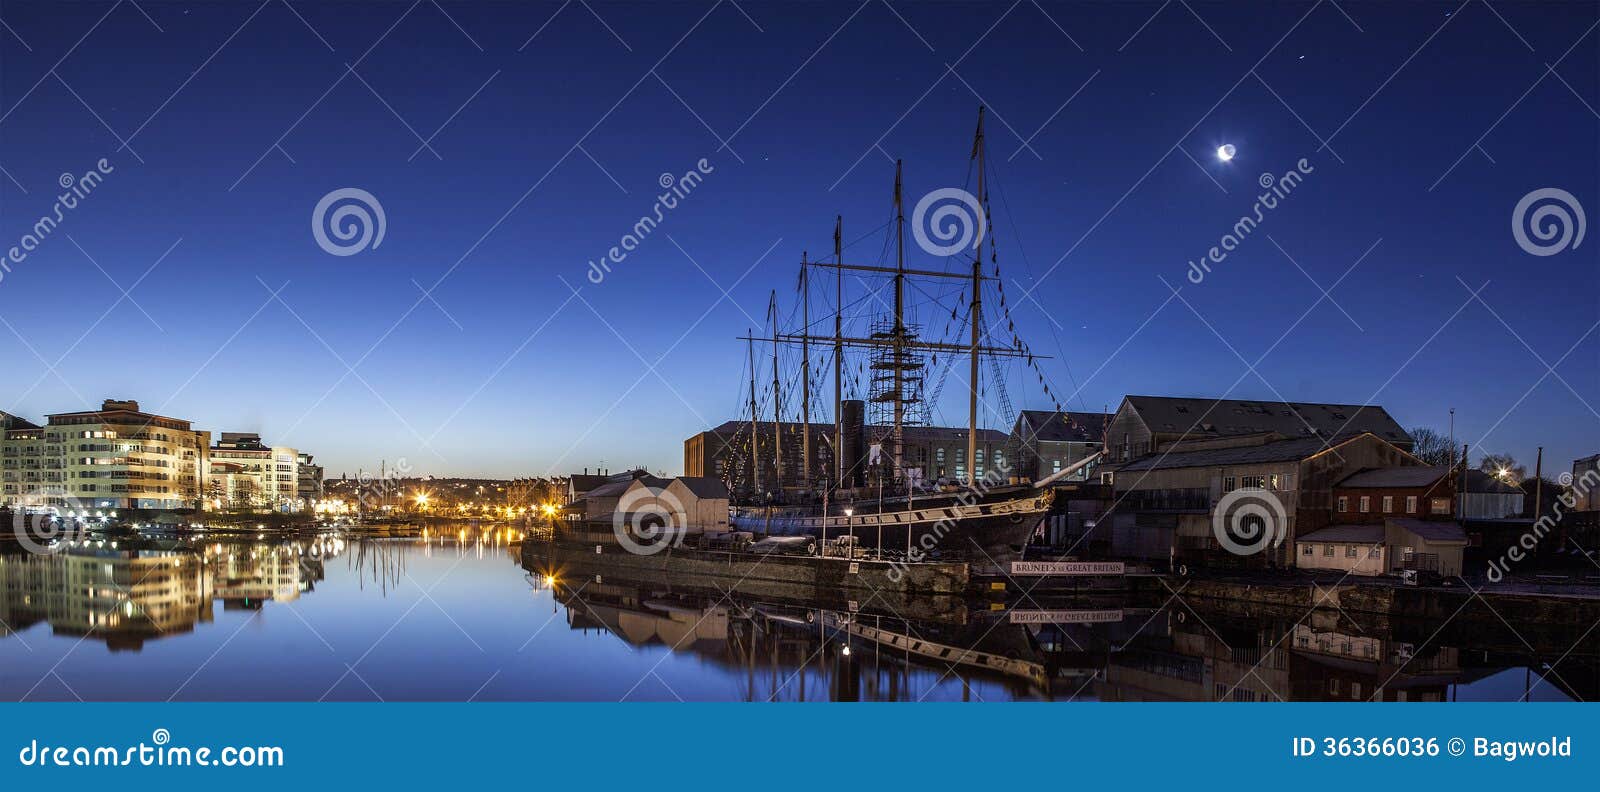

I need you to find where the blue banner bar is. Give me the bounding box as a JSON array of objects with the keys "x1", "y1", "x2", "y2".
[{"x1": 1, "y1": 704, "x2": 1590, "y2": 788}]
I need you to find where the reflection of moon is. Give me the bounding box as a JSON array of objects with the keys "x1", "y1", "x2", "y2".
[{"x1": 1217, "y1": 144, "x2": 1236, "y2": 162}]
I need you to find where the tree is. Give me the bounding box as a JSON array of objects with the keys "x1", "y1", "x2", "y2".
[
  {"x1": 1478, "y1": 452, "x2": 1527, "y2": 486},
  {"x1": 1409, "y1": 427, "x2": 1453, "y2": 465}
]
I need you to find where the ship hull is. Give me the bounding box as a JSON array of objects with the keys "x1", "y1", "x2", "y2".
[{"x1": 731, "y1": 488, "x2": 1051, "y2": 560}]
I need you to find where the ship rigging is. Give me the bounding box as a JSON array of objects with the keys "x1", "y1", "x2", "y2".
[{"x1": 725, "y1": 107, "x2": 1090, "y2": 507}]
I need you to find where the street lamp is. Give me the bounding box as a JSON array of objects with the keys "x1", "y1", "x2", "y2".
[{"x1": 843, "y1": 507, "x2": 854, "y2": 558}]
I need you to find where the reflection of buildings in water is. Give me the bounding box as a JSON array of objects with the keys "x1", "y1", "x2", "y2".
[
  {"x1": 0, "y1": 538, "x2": 340, "y2": 650},
  {"x1": 1287, "y1": 623, "x2": 1465, "y2": 702},
  {"x1": 551, "y1": 580, "x2": 1085, "y2": 701},
  {"x1": 0, "y1": 549, "x2": 211, "y2": 651},
  {"x1": 1096, "y1": 608, "x2": 1492, "y2": 702},
  {"x1": 210, "y1": 545, "x2": 306, "y2": 608}
]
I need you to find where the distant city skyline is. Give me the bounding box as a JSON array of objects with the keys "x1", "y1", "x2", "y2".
[{"x1": 1, "y1": 1, "x2": 1595, "y2": 479}]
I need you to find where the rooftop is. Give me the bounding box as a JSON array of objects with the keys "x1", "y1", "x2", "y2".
[
  {"x1": 1122, "y1": 395, "x2": 1412, "y2": 446},
  {"x1": 1013, "y1": 410, "x2": 1109, "y2": 444},
  {"x1": 1113, "y1": 434, "x2": 1374, "y2": 473}
]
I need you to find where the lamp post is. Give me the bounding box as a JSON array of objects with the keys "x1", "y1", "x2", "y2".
[{"x1": 843, "y1": 507, "x2": 854, "y2": 559}]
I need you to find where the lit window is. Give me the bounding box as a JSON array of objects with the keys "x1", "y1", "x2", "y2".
[
  {"x1": 1382, "y1": 496, "x2": 1393, "y2": 513},
  {"x1": 1359, "y1": 496, "x2": 1370, "y2": 513},
  {"x1": 1406, "y1": 496, "x2": 1418, "y2": 514},
  {"x1": 1337, "y1": 496, "x2": 1348, "y2": 513}
]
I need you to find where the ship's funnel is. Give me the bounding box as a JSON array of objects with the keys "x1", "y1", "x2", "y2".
[{"x1": 840, "y1": 399, "x2": 866, "y2": 488}]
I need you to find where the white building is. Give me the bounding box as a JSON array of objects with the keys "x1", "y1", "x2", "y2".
[
  {"x1": 205, "y1": 433, "x2": 301, "y2": 511},
  {"x1": 2, "y1": 399, "x2": 209, "y2": 510}
]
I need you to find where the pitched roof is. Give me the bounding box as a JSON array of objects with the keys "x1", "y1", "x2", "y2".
[
  {"x1": 0, "y1": 411, "x2": 40, "y2": 431},
  {"x1": 1297, "y1": 524, "x2": 1385, "y2": 543},
  {"x1": 1122, "y1": 395, "x2": 1412, "y2": 446},
  {"x1": 1389, "y1": 518, "x2": 1468, "y2": 543},
  {"x1": 1014, "y1": 410, "x2": 1109, "y2": 444},
  {"x1": 1114, "y1": 434, "x2": 1367, "y2": 473},
  {"x1": 584, "y1": 475, "x2": 669, "y2": 499},
  {"x1": 1337, "y1": 466, "x2": 1449, "y2": 489},
  {"x1": 567, "y1": 474, "x2": 608, "y2": 494},
  {"x1": 671, "y1": 476, "x2": 730, "y2": 499}
]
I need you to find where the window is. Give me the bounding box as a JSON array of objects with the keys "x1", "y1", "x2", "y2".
[
  {"x1": 1302, "y1": 545, "x2": 1313, "y2": 556},
  {"x1": 1223, "y1": 476, "x2": 1236, "y2": 492},
  {"x1": 1430, "y1": 498, "x2": 1450, "y2": 515},
  {"x1": 1359, "y1": 496, "x2": 1371, "y2": 513},
  {"x1": 1346, "y1": 546, "x2": 1358, "y2": 558},
  {"x1": 1241, "y1": 475, "x2": 1265, "y2": 489},
  {"x1": 1051, "y1": 459, "x2": 1061, "y2": 473},
  {"x1": 1406, "y1": 496, "x2": 1418, "y2": 514},
  {"x1": 1368, "y1": 547, "x2": 1382, "y2": 559},
  {"x1": 1382, "y1": 496, "x2": 1393, "y2": 513},
  {"x1": 1323, "y1": 545, "x2": 1334, "y2": 557},
  {"x1": 1337, "y1": 496, "x2": 1348, "y2": 512}
]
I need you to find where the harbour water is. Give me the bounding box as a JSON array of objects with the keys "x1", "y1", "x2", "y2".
[{"x1": 0, "y1": 529, "x2": 1587, "y2": 702}]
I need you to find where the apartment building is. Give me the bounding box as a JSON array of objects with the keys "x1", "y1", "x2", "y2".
[
  {"x1": 206, "y1": 433, "x2": 301, "y2": 511},
  {"x1": 2, "y1": 400, "x2": 209, "y2": 510}
]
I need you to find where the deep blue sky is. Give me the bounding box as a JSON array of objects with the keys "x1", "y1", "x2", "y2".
[{"x1": 1, "y1": 1, "x2": 1596, "y2": 479}]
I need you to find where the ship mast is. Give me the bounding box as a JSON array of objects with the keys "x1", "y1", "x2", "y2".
[
  {"x1": 833, "y1": 217, "x2": 843, "y2": 492},
  {"x1": 740, "y1": 108, "x2": 1047, "y2": 495},
  {"x1": 968, "y1": 107, "x2": 985, "y2": 488},
  {"x1": 748, "y1": 332, "x2": 760, "y2": 495},
  {"x1": 800, "y1": 253, "x2": 811, "y2": 489},
  {"x1": 770, "y1": 291, "x2": 783, "y2": 494},
  {"x1": 892, "y1": 161, "x2": 907, "y2": 479}
]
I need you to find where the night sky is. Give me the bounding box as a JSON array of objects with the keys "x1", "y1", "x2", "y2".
[{"x1": 1, "y1": 0, "x2": 1596, "y2": 479}]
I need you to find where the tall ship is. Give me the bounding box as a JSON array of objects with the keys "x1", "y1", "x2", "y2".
[{"x1": 722, "y1": 108, "x2": 1099, "y2": 560}]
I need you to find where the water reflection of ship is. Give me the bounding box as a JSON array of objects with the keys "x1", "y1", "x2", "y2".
[
  {"x1": 0, "y1": 537, "x2": 341, "y2": 650},
  {"x1": 546, "y1": 575, "x2": 1114, "y2": 700},
  {"x1": 530, "y1": 545, "x2": 1595, "y2": 701}
]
